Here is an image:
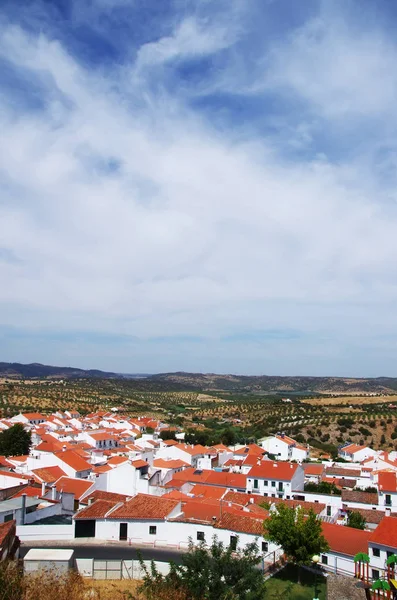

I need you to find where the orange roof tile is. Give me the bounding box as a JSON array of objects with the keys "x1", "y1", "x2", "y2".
[
  {"x1": 55, "y1": 450, "x2": 92, "y2": 473},
  {"x1": 190, "y1": 485, "x2": 227, "y2": 500},
  {"x1": 55, "y1": 477, "x2": 93, "y2": 500},
  {"x1": 31, "y1": 466, "x2": 67, "y2": 484},
  {"x1": 378, "y1": 472, "x2": 397, "y2": 492},
  {"x1": 370, "y1": 516, "x2": 397, "y2": 548},
  {"x1": 248, "y1": 461, "x2": 299, "y2": 481},
  {"x1": 214, "y1": 512, "x2": 266, "y2": 535},
  {"x1": 0, "y1": 520, "x2": 15, "y2": 548},
  {"x1": 75, "y1": 499, "x2": 118, "y2": 519},
  {"x1": 81, "y1": 490, "x2": 131, "y2": 506},
  {"x1": 108, "y1": 494, "x2": 180, "y2": 520},
  {"x1": 153, "y1": 459, "x2": 189, "y2": 469},
  {"x1": 11, "y1": 486, "x2": 42, "y2": 499},
  {"x1": 322, "y1": 522, "x2": 371, "y2": 556}
]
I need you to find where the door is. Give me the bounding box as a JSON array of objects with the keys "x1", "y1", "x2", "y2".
[{"x1": 119, "y1": 523, "x2": 128, "y2": 541}]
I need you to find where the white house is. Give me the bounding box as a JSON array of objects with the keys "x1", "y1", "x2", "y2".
[
  {"x1": 261, "y1": 435, "x2": 308, "y2": 462},
  {"x1": 10, "y1": 413, "x2": 46, "y2": 426},
  {"x1": 246, "y1": 462, "x2": 304, "y2": 499},
  {"x1": 368, "y1": 517, "x2": 397, "y2": 581},
  {"x1": 339, "y1": 444, "x2": 377, "y2": 463},
  {"x1": 377, "y1": 472, "x2": 397, "y2": 510}
]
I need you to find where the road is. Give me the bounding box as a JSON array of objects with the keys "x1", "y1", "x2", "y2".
[{"x1": 20, "y1": 541, "x2": 184, "y2": 563}]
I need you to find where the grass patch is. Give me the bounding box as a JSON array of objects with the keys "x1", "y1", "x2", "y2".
[{"x1": 265, "y1": 564, "x2": 327, "y2": 600}]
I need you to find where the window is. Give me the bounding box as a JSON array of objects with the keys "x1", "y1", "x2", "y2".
[
  {"x1": 149, "y1": 526, "x2": 157, "y2": 535},
  {"x1": 321, "y1": 555, "x2": 328, "y2": 565},
  {"x1": 230, "y1": 535, "x2": 237, "y2": 551},
  {"x1": 326, "y1": 506, "x2": 332, "y2": 516},
  {"x1": 264, "y1": 480, "x2": 268, "y2": 486},
  {"x1": 278, "y1": 482, "x2": 283, "y2": 491},
  {"x1": 253, "y1": 479, "x2": 259, "y2": 489},
  {"x1": 271, "y1": 481, "x2": 276, "y2": 487},
  {"x1": 197, "y1": 531, "x2": 205, "y2": 541},
  {"x1": 278, "y1": 494, "x2": 283, "y2": 499},
  {"x1": 386, "y1": 494, "x2": 392, "y2": 506},
  {"x1": 387, "y1": 551, "x2": 395, "y2": 559},
  {"x1": 4, "y1": 514, "x2": 13, "y2": 522},
  {"x1": 372, "y1": 547, "x2": 380, "y2": 557},
  {"x1": 262, "y1": 541, "x2": 268, "y2": 552},
  {"x1": 372, "y1": 569, "x2": 380, "y2": 581}
]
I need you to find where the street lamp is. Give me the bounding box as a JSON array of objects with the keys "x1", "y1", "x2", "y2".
[{"x1": 312, "y1": 555, "x2": 320, "y2": 600}]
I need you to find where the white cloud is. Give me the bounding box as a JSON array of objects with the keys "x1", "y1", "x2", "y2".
[{"x1": 1, "y1": 3, "x2": 397, "y2": 373}]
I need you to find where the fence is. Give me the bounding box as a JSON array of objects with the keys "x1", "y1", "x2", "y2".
[{"x1": 76, "y1": 558, "x2": 171, "y2": 580}]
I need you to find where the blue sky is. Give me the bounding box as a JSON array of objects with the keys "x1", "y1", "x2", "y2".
[{"x1": 2, "y1": 0, "x2": 397, "y2": 376}]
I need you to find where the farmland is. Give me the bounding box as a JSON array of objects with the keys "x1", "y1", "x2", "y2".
[{"x1": 2, "y1": 372, "x2": 397, "y2": 455}]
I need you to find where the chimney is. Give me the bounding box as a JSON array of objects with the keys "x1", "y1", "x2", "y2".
[
  {"x1": 51, "y1": 486, "x2": 57, "y2": 501},
  {"x1": 386, "y1": 507, "x2": 391, "y2": 517},
  {"x1": 41, "y1": 481, "x2": 46, "y2": 496},
  {"x1": 21, "y1": 493, "x2": 27, "y2": 525},
  {"x1": 249, "y1": 497, "x2": 254, "y2": 504},
  {"x1": 88, "y1": 497, "x2": 93, "y2": 506},
  {"x1": 62, "y1": 445, "x2": 67, "y2": 452}
]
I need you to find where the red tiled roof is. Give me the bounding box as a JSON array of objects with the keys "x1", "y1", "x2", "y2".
[
  {"x1": 31, "y1": 466, "x2": 67, "y2": 484},
  {"x1": 92, "y1": 465, "x2": 112, "y2": 473},
  {"x1": 234, "y1": 445, "x2": 264, "y2": 457},
  {"x1": 163, "y1": 440, "x2": 178, "y2": 446},
  {"x1": 56, "y1": 450, "x2": 92, "y2": 473},
  {"x1": 378, "y1": 472, "x2": 397, "y2": 493},
  {"x1": 190, "y1": 485, "x2": 227, "y2": 499},
  {"x1": 22, "y1": 413, "x2": 46, "y2": 420},
  {"x1": 341, "y1": 490, "x2": 378, "y2": 505},
  {"x1": 75, "y1": 499, "x2": 118, "y2": 519},
  {"x1": 248, "y1": 461, "x2": 299, "y2": 481},
  {"x1": 131, "y1": 460, "x2": 147, "y2": 468},
  {"x1": 370, "y1": 516, "x2": 397, "y2": 548},
  {"x1": 81, "y1": 490, "x2": 130, "y2": 506},
  {"x1": 304, "y1": 464, "x2": 325, "y2": 476},
  {"x1": 108, "y1": 494, "x2": 180, "y2": 520},
  {"x1": 214, "y1": 512, "x2": 265, "y2": 535},
  {"x1": 11, "y1": 486, "x2": 41, "y2": 499},
  {"x1": 322, "y1": 522, "x2": 371, "y2": 556},
  {"x1": 107, "y1": 456, "x2": 129, "y2": 466},
  {"x1": 341, "y1": 444, "x2": 367, "y2": 454},
  {"x1": 153, "y1": 459, "x2": 189, "y2": 469},
  {"x1": 174, "y1": 444, "x2": 207, "y2": 456},
  {"x1": 55, "y1": 477, "x2": 93, "y2": 500}
]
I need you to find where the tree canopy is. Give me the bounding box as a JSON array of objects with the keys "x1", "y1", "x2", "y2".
[
  {"x1": 139, "y1": 537, "x2": 266, "y2": 600},
  {"x1": 0, "y1": 424, "x2": 31, "y2": 457},
  {"x1": 347, "y1": 511, "x2": 366, "y2": 530},
  {"x1": 264, "y1": 504, "x2": 329, "y2": 569}
]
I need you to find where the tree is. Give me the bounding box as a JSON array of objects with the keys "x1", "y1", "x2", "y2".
[
  {"x1": 139, "y1": 537, "x2": 267, "y2": 600},
  {"x1": 0, "y1": 424, "x2": 31, "y2": 457},
  {"x1": 347, "y1": 511, "x2": 366, "y2": 530},
  {"x1": 264, "y1": 504, "x2": 329, "y2": 582}
]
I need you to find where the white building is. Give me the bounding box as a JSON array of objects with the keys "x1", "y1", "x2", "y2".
[
  {"x1": 246, "y1": 462, "x2": 304, "y2": 499},
  {"x1": 261, "y1": 435, "x2": 309, "y2": 462}
]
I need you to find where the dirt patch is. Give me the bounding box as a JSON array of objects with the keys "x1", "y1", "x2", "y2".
[
  {"x1": 326, "y1": 573, "x2": 366, "y2": 600},
  {"x1": 303, "y1": 395, "x2": 397, "y2": 406}
]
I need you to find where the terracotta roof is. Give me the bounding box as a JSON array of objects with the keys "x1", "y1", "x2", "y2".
[
  {"x1": 107, "y1": 456, "x2": 129, "y2": 466},
  {"x1": 350, "y1": 508, "x2": 393, "y2": 525},
  {"x1": 0, "y1": 456, "x2": 13, "y2": 469},
  {"x1": 153, "y1": 459, "x2": 189, "y2": 469},
  {"x1": 190, "y1": 485, "x2": 227, "y2": 499},
  {"x1": 234, "y1": 445, "x2": 264, "y2": 456},
  {"x1": 248, "y1": 461, "x2": 299, "y2": 481},
  {"x1": 75, "y1": 499, "x2": 118, "y2": 519},
  {"x1": 341, "y1": 444, "x2": 367, "y2": 454},
  {"x1": 56, "y1": 450, "x2": 92, "y2": 473},
  {"x1": 81, "y1": 489, "x2": 130, "y2": 506},
  {"x1": 378, "y1": 472, "x2": 397, "y2": 492},
  {"x1": 131, "y1": 460, "x2": 147, "y2": 468},
  {"x1": 93, "y1": 465, "x2": 112, "y2": 473},
  {"x1": 11, "y1": 486, "x2": 42, "y2": 499},
  {"x1": 214, "y1": 512, "x2": 265, "y2": 535},
  {"x1": 303, "y1": 464, "x2": 324, "y2": 476},
  {"x1": 163, "y1": 440, "x2": 178, "y2": 446},
  {"x1": 322, "y1": 522, "x2": 371, "y2": 556},
  {"x1": 162, "y1": 490, "x2": 191, "y2": 500},
  {"x1": 31, "y1": 466, "x2": 67, "y2": 484},
  {"x1": 370, "y1": 516, "x2": 397, "y2": 548},
  {"x1": 0, "y1": 520, "x2": 15, "y2": 548},
  {"x1": 174, "y1": 443, "x2": 207, "y2": 456},
  {"x1": 22, "y1": 413, "x2": 46, "y2": 420},
  {"x1": 326, "y1": 467, "x2": 359, "y2": 477},
  {"x1": 342, "y1": 490, "x2": 378, "y2": 505},
  {"x1": 108, "y1": 494, "x2": 180, "y2": 520},
  {"x1": 55, "y1": 477, "x2": 93, "y2": 500}
]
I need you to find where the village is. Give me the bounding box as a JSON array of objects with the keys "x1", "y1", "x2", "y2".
[{"x1": 0, "y1": 407, "x2": 396, "y2": 596}]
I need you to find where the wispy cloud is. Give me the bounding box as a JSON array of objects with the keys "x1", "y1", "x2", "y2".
[{"x1": 1, "y1": 0, "x2": 397, "y2": 375}]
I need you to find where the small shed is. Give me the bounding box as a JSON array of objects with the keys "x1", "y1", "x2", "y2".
[{"x1": 24, "y1": 548, "x2": 75, "y2": 574}]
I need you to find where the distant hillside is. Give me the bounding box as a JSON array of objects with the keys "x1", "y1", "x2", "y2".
[
  {"x1": 149, "y1": 372, "x2": 397, "y2": 394},
  {"x1": 1, "y1": 362, "x2": 397, "y2": 394},
  {"x1": 0, "y1": 362, "x2": 118, "y2": 379}
]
